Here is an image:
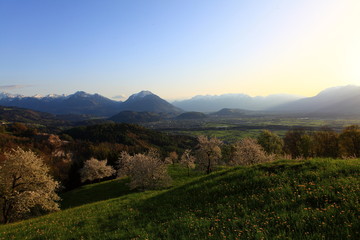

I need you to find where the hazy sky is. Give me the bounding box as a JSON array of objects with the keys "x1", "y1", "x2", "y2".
[{"x1": 1, "y1": 0, "x2": 360, "y2": 100}]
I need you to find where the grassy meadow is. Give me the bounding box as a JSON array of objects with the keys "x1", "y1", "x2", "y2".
[{"x1": 0, "y1": 159, "x2": 359, "y2": 239}]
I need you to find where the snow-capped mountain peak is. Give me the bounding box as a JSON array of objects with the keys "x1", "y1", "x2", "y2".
[
  {"x1": 128, "y1": 90, "x2": 154, "y2": 100},
  {"x1": 45, "y1": 93, "x2": 67, "y2": 99},
  {"x1": 71, "y1": 91, "x2": 91, "y2": 98},
  {"x1": 33, "y1": 94, "x2": 43, "y2": 99},
  {"x1": 0, "y1": 92, "x2": 23, "y2": 99}
]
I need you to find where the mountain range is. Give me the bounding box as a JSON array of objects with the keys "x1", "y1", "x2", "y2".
[
  {"x1": 172, "y1": 93, "x2": 303, "y2": 112},
  {"x1": 1, "y1": 85, "x2": 360, "y2": 118},
  {"x1": 0, "y1": 91, "x2": 119, "y2": 116},
  {"x1": 0, "y1": 90, "x2": 182, "y2": 117}
]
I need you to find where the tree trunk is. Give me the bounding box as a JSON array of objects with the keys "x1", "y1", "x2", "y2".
[{"x1": 2, "y1": 200, "x2": 10, "y2": 224}]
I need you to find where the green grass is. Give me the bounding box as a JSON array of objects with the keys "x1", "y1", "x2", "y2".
[
  {"x1": 60, "y1": 178, "x2": 133, "y2": 209},
  {"x1": 1, "y1": 159, "x2": 359, "y2": 239}
]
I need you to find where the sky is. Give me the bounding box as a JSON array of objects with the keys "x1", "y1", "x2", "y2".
[{"x1": 0, "y1": 0, "x2": 360, "y2": 101}]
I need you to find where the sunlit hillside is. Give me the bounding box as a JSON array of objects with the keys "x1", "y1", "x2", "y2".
[{"x1": 0, "y1": 159, "x2": 359, "y2": 239}]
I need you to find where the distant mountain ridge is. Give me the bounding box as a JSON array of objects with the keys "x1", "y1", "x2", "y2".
[
  {"x1": 2, "y1": 85, "x2": 360, "y2": 117},
  {"x1": 172, "y1": 93, "x2": 302, "y2": 112},
  {"x1": 268, "y1": 85, "x2": 360, "y2": 116}
]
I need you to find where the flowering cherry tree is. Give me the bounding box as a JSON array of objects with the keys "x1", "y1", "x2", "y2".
[
  {"x1": 0, "y1": 147, "x2": 60, "y2": 223},
  {"x1": 79, "y1": 158, "x2": 115, "y2": 183}
]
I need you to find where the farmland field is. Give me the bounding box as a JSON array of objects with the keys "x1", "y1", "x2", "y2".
[{"x1": 144, "y1": 116, "x2": 360, "y2": 142}]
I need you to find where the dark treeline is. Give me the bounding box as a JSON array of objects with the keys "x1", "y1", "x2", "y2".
[
  {"x1": 61, "y1": 123, "x2": 196, "y2": 189},
  {"x1": 258, "y1": 125, "x2": 360, "y2": 159},
  {"x1": 0, "y1": 122, "x2": 196, "y2": 190},
  {"x1": 1, "y1": 122, "x2": 360, "y2": 192}
]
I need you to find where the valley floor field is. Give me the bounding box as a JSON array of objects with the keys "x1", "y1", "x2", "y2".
[{"x1": 145, "y1": 116, "x2": 360, "y2": 142}]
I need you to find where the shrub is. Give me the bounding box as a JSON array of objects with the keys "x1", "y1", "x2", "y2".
[
  {"x1": 284, "y1": 128, "x2": 313, "y2": 159},
  {"x1": 339, "y1": 125, "x2": 360, "y2": 158},
  {"x1": 312, "y1": 127, "x2": 339, "y2": 158},
  {"x1": 257, "y1": 130, "x2": 283, "y2": 155}
]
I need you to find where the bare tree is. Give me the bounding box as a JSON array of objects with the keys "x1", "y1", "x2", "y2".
[
  {"x1": 180, "y1": 149, "x2": 196, "y2": 176},
  {"x1": 79, "y1": 158, "x2": 115, "y2": 183},
  {"x1": 0, "y1": 147, "x2": 60, "y2": 224},
  {"x1": 196, "y1": 135, "x2": 222, "y2": 174},
  {"x1": 117, "y1": 150, "x2": 172, "y2": 190},
  {"x1": 230, "y1": 138, "x2": 273, "y2": 166}
]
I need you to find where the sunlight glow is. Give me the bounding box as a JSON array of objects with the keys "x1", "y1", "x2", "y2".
[{"x1": 0, "y1": 0, "x2": 360, "y2": 99}]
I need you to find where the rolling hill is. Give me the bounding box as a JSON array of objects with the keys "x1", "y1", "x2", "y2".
[
  {"x1": 0, "y1": 159, "x2": 359, "y2": 239},
  {"x1": 210, "y1": 108, "x2": 252, "y2": 117},
  {"x1": 0, "y1": 106, "x2": 69, "y2": 126},
  {"x1": 109, "y1": 111, "x2": 166, "y2": 123},
  {"x1": 175, "y1": 111, "x2": 208, "y2": 120}
]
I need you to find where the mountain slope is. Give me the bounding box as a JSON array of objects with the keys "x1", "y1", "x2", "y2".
[
  {"x1": 0, "y1": 106, "x2": 69, "y2": 126},
  {"x1": 175, "y1": 111, "x2": 208, "y2": 120},
  {"x1": 269, "y1": 85, "x2": 360, "y2": 115},
  {"x1": 0, "y1": 159, "x2": 359, "y2": 239},
  {"x1": 210, "y1": 108, "x2": 251, "y2": 117},
  {"x1": 119, "y1": 91, "x2": 183, "y2": 114},
  {"x1": 58, "y1": 91, "x2": 121, "y2": 116}
]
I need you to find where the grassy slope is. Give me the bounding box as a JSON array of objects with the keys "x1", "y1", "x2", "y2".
[{"x1": 0, "y1": 159, "x2": 359, "y2": 239}]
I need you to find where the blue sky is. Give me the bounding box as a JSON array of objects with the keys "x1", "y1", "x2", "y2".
[{"x1": 1, "y1": 0, "x2": 360, "y2": 100}]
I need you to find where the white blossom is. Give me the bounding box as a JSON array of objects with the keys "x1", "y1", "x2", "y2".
[
  {"x1": 79, "y1": 158, "x2": 115, "y2": 183},
  {"x1": 117, "y1": 150, "x2": 172, "y2": 190},
  {"x1": 0, "y1": 147, "x2": 60, "y2": 223}
]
